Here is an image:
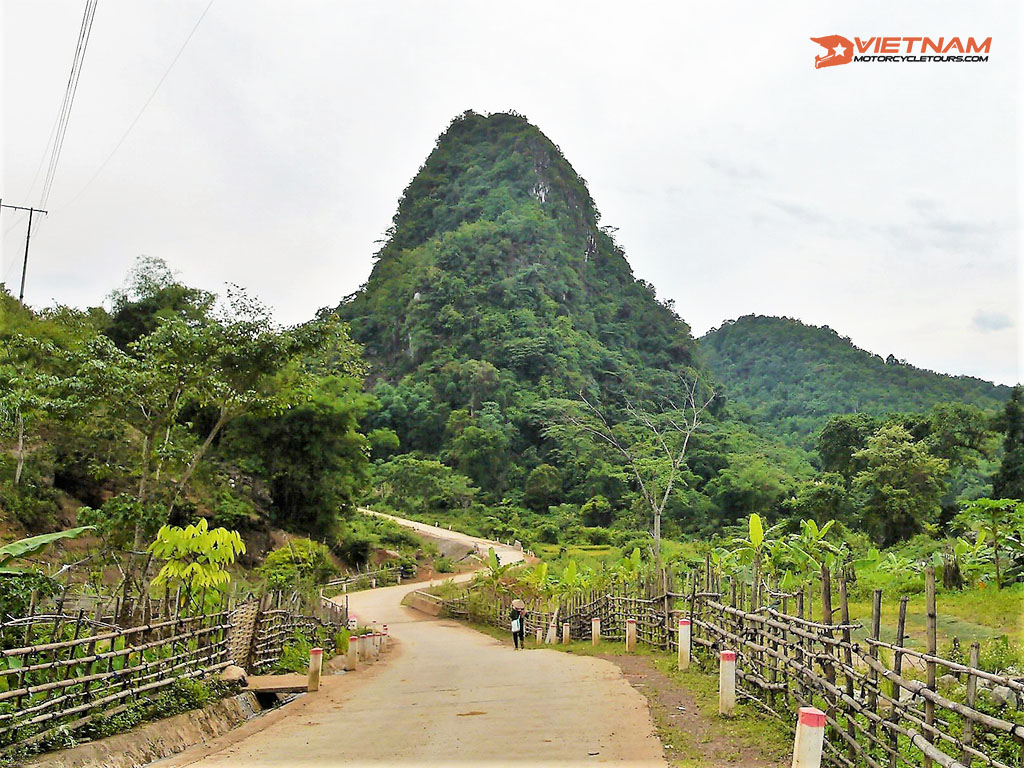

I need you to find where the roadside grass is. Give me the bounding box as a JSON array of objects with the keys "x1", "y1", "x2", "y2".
[
  {"x1": 652, "y1": 656, "x2": 791, "y2": 767},
  {"x1": 847, "y1": 583, "x2": 1024, "y2": 651}
]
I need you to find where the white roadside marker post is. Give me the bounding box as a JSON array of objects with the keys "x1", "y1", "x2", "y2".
[
  {"x1": 678, "y1": 618, "x2": 691, "y2": 670},
  {"x1": 562, "y1": 622, "x2": 570, "y2": 645},
  {"x1": 382, "y1": 624, "x2": 389, "y2": 651},
  {"x1": 346, "y1": 633, "x2": 358, "y2": 671},
  {"x1": 719, "y1": 650, "x2": 737, "y2": 716},
  {"x1": 625, "y1": 618, "x2": 637, "y2": 652},
  {"x1": 535, "y1": 627, "x2": 543, "y2": 645},
  {"x1": 791, "y1": 707, "x2": 826, "y2": 768},
  {"x1": 592, "y1": 617, "x2": 601, "y2": 646},
  {"x1": 308, "y1": 648, "x2": 323, "y2": 692}
]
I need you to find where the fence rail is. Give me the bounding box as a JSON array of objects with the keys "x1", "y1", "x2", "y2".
[{"x1": 434, "y1": 567, "x2": 1024, "y2": 768}]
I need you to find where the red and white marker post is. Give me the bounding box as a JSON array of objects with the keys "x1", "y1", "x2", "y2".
[
  {"x1": 678, "y1": 618, "x2": 691, "y2": 670},
  {"x1": 791, "y1": 707, "x2": 826, "y2": 768},
  {"x1": 308, "y1": 647, "x2": 323, "y2": 692},
  {"x1": 719, "y1": 650, "x2": 736, "y2": 715}
]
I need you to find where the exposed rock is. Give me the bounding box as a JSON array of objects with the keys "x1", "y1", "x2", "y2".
[
  {"x1": 937, "y1": 674, "x2": 959, "y2": 691},
  {"x1": 989, "y1": 685, "x2": 1017, "y2": 708},
  {"x1": 220, "y1": 665, "x2": 248, "y2": 685}
]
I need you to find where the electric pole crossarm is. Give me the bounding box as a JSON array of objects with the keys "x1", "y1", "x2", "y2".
[{"x1": 0, "y1": 203, "x2": 49, "y2": 304}]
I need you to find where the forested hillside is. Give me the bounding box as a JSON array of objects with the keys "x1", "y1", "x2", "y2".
[
  {"x1": 701, "y1": 315, "x2": 1011, "y2": 448},
  {"x1": 339, "y1": 111, "x2": 816, "y2": 539}
]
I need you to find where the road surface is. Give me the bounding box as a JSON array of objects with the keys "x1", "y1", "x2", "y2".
[{"x1": 159, "y1": 518, "x2": 665, "y2": 767}]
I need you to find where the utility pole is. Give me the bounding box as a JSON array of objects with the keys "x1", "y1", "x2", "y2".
[{"x1": 0, "y1": 201, "x2": 48, "y2": 303}]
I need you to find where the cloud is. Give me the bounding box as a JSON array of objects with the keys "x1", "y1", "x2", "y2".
[
  {"x1": 972, "y1": 310, "x2": 1014, "y2": 333},
  {"x1": 703, "y1": 156, "x2": 766, "y2": 182}
]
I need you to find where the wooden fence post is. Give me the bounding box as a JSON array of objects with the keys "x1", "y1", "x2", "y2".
[
  {"x1": 888, "y1": 596, "x2": 909, "y2": 768},
  {"x1": 838, "y1": 577, "x2": 856, "y2": 765},
  {"x1": 924, "y1": 567, "x2": 937, "y2": 768},
  {"x1": 961, "y1": 642, "x2": 980, "y2": 765},
  {"x1": 868, "y1": 589, "x2": 882, "y2": 754}
]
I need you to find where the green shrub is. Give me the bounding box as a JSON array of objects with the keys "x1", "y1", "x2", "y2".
[
  {"x1": 278, "y1": 633, "x2": 313, "y2": 674},
  {"x1": 536, "y1": 523, "x2": 559, "y2": 544},
  {"x1": 260, "y1": 539, "x2": 338, "y2": 593},
  {"x1": 435, "y1": 556, "x2": 455, "y2": 573},
  {"x1": 211, "y1": 489, "x2": 254, "y2": 530},
  {"x1": 582, "y1": 527, "x2": 611, "y2": 545}
]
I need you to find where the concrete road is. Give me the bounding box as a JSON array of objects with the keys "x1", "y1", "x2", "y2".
[{"x1": 159, "y1": 518, "x2": 665, "y2": 767}]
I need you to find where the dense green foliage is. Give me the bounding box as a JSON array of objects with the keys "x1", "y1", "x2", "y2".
[
  {"x1": 992, "y1": 386, "x2": 1024, "y2": 500},
  {"x1": 702, "y1": 315, "x2": 1010, "y2": 448},
  {"x1": 0, "y1": 257, "x2": 376, "y2": 602},
  {"x1": 260, "y1": 538, "x2": 338, "y2": 593},
  {"x1": 341, "y1": 112, "x2": 818, "y2": 540}
]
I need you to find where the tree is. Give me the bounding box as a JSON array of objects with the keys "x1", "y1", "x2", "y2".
[
  {"x1": 817, "y1": 413, "x2": 879, "y2": 486},
  {"x1": 368, "y1": 455, "x2": 479, "y2": 515},
  {"x1": 709, "y1": 453, "x2": 791, "y2": 520},
  {"x1": 77, "y1": 319, "x2": 215, "y2": 547},
  {"x1": 166, "y1": 294, "x2": 363, "y2": 514},
  {"x1": 0, "y1": 295, "x2": 92, "y2": 488},
  {"x1": 105, "y1": 256, "x2": 214, "y2": 348},
  {"x1": 227, "y1": 376, "x2": 373, "y2": 535},
  {"x1": 955, "y1": 498, "x2": 1024, "y2": 589},
  {"x1": 782, "y1": 473, "x2": 849, "y2": 523},
  {"x1": 148, "y1": 519, "x2": 245, "y2": 601},
  {"x1": 564, "y1": 374, "x2": 716, "y2": 564},
  {"x1": 524, "y1": 464, "x2": 562, "y2": 511},
  {"x1": 993, "y1": 386, "x2": 1024, "y2": 500},
  {"x1": 581, "y1": 495, "x2": 613, "y2": 527},
  {"x1": 852, "y1": 425, "x2": 949, "y2": 546}
]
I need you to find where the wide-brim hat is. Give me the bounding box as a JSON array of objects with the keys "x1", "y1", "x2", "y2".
[{"x1": 511, "y1": 598, "x2": 526, "y2": 610}]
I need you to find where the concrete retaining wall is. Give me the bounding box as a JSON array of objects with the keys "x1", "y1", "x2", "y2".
[{"x1": 25, "y1": 691, "x2": 262, "y2": 768}]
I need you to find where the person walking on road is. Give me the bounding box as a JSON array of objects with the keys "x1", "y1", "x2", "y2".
[{"x1": 510, "y1": 598, "x2": 526, "y2": 650}]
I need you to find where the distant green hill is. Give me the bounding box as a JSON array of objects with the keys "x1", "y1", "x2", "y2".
[{"x1": 700, "y1": 315, "x2": 1011, "y2": 446}]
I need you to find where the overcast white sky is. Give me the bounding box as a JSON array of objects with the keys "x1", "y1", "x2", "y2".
[{"x1": 1, "y1": 1, "x2": 1020, "y2": 384}]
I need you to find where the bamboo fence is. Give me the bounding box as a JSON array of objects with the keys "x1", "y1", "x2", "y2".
[
  {"x1": 0, "y1": 589, "x2": 347, "y2": 755},
  {"x1": 438, "y1": 567, "x2": 1024, "y2": 768}
]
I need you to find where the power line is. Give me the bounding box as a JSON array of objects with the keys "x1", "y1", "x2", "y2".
[
  {"x1": 39, "y1": 0, "x2": 99, "y2": 208},
  {"x1": 59, "y1": 0, "x2": 216, "y2": 211}
]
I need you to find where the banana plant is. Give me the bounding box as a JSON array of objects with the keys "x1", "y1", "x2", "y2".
[
  {"x1": 729, "y1": 514, "x2": 787, "y2": 601},
  {"x1": 612, "y1": 547, "x2": 643, "y2": 583},
  {"x1": 555, "y1": 559, "x2": 591, "y2": 599},
  {"x1": 950, "y1": 534, "x2": 991, "y2": 581},
  {"x1": 475, "y1": 546, "x2": 515, "y2": 598},
  {"x1": 0, "y1": 526, "x2": 95, "y2": 575},
  {"x1": 786, "y1": 518, "x2": 843, "y2": 579}
]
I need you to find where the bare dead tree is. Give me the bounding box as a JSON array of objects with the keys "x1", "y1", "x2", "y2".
[{"x1": 565, "y1": 375, "x2": 716, "y2": 565}]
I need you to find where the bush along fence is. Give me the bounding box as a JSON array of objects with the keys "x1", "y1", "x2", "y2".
[
  {"x1": 434, "y1": 566, "x2": 1024, "y2": 768},
  {"x1": 0, "y1": 588, "x2": 348, "y2": 758}
]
